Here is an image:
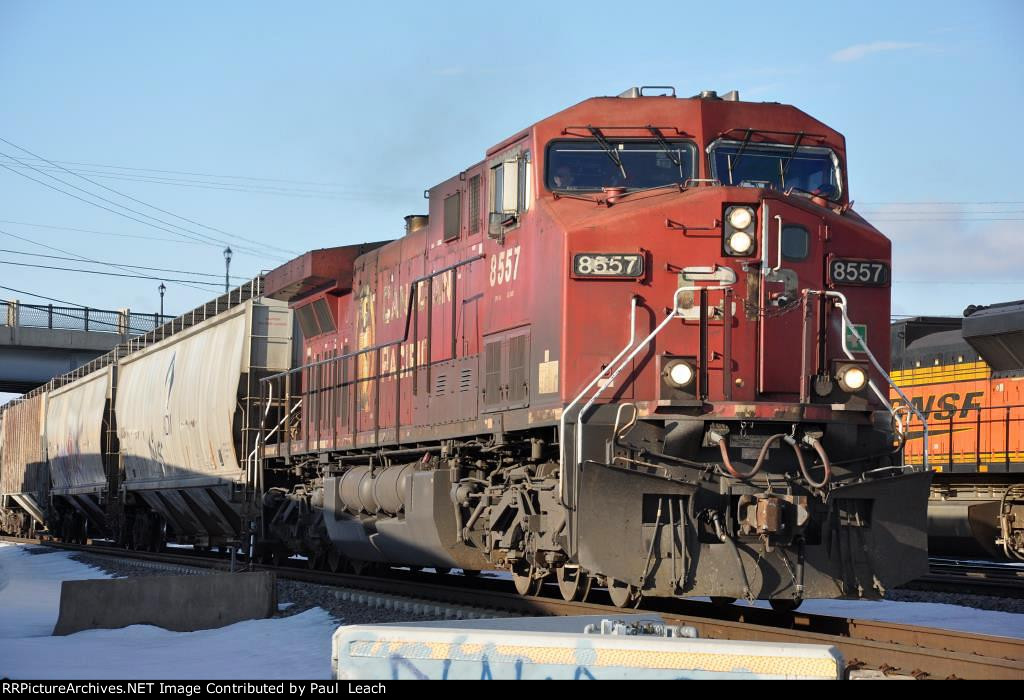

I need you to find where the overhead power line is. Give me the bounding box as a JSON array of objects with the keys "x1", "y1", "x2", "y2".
[
  {"x1": 0, "y1": 137, "x2": 299, "y2": 256},
  {"x1": 0, "y1": 259, "x2": 227, "y2": 286},
  {"x1": 859, "y1": 201, "x2": 1024, "y2": 205},
  {"x1": 0, "y1": 226, "x2": 212, "y2": 294},
  {"x1": 0, "y1": 138, "x2": 295, "y2": 259},
  {"x1": 0, "y1": 284, "x2": 92, "y2": 307},
  {"x1": 0, "y1": 219, "x2": 217, "y2": 246},
  {"x1": 0, "y1": 156, "x2": 399, "y2": 191},
  {"x1": 0, "y1": 157, "x2": 277, "y2": 260},
  {"x1": 0, "y1": 160, "x2": 403, "y2": 202},
  {"x1": 0, "y1": 248, "x2": 249, "y2": 280}
]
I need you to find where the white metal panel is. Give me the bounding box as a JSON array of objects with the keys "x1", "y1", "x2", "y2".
[
  {"x1": 46, "y1": 368, "x2": 110, "y2": 494},
  {"x1": 0, "y1": 393, "x2": 47, "y2": 498},
  {"x1": 117, "y1": 304, "x2": 249, "y2": 489},
  {"x1": 331, "y1": 621, "x2": 843, "y2": 680}
]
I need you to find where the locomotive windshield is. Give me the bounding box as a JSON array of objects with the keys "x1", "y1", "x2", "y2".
[
  {"x1": 546, "y1": 139, "x2": 696, "y2": 191},
  {"x1": 709, "y1": 140, "x2": 842, "y2": 200}
]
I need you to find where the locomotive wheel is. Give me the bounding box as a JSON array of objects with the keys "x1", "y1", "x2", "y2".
[
  {"x1": 271, "y1": 548, "x2": 287, "y2": 567},
  {"x1": 607, "y1": 579, "x2": 639, "y2": 608},
  {"x1": 349, "y1": 560, "x2": 370, "y2": 576},
  {"x1": 556, "y1": 566, "x2": 589, "y2": 602},
  {"x1": 512, "y1": 565, "x2": 544, "y2": 596},
  {"x1": 768, "y1": 598, "x2": 802, "y2": 612},
  {"x1": 461, "y1": 569, "x2": 480, "y2": 577},
  {"x1": 306, "y1": 551, "x2": 322, "y2": 570},
  {"x1": 710, "y1": 596, "x2": 737, "y2": 607},
  {"x1": 434, "y1": 567, "x2": 452, "y2": 575}
]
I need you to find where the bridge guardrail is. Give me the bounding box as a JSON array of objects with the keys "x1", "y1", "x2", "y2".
[{"x1": 0, "y1": 300, "x2": 170, "y2": 336}]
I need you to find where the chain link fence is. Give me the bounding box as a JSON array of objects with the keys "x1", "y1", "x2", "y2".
[{"x1": 0, "y1": 300, "x2": 171, "y2": 336}]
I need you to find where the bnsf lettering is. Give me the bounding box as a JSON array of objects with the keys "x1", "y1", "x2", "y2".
[{"x1": 909, "y1": 391, "x2": 984, "y2": 420}]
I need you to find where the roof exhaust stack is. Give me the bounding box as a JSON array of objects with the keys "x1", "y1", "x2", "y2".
[
  {"x1": 617, "y1": 86, "x2": 676, "y2": 98},
  {"x1": 404, "y1": 215, "x2": 429, "y2": 235},
  {"x1": 721, "y1": 90, "x2": 740, "y2": 102}
]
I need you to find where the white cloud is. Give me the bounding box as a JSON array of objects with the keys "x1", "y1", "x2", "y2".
[
  {"x1": 860, "y1": 203, "x2": 1024, "y2": 315},
  {"x1": 830, "y1": 41, "x2": 924, "y2": 63}
]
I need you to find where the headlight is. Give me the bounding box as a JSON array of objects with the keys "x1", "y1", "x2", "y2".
[
  {"x1": 724, "y1": 205, "x2": 756, "y2": 256},
  {"x1": 728, "y1": 207, "x2": 753, "y2": 230},
  {"x1": 837, "y1": 364, "x2": 868, "y2": 393},
  {"x1": 727, "y1": 231, "x2": 754, "y2": 255},
  {"x1": 665, "y1": 360, "x2": 695, "y2": 388}
]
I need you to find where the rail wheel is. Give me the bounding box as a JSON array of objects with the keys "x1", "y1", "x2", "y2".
[
  {"x1": 555, "y1": 566, "x2": 590, "y2": 602},
  {"x1": 607, "y1": 579, "x2": 639, "y2": 608},
  {"x1": 512, "y1": 564, "x2": 544, "y2": 596},
  {"x1": 306, "y1": 551, "x2": 322, "y2": 570},
  {"x1": 710, "y1": 596, "x2": 737, "y2": 607},
  {"x1": 434, "y1": 567, "x2": 452, "y2": 575},
  {"x1": 461, "y1": 568, "x2": 480, "y2": 577},
  {"x1": 768, "y1": 598, "x2": 801, "y2": 612}
]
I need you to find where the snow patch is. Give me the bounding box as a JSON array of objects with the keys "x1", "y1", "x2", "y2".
[{"x1": 0, "y1": 544, "x2": 336, "y2": 679}]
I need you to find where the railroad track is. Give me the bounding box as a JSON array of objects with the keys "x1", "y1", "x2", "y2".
[
  {"x1": 4, "y1": 536, "x2": 1023, "y2": 680},
  {"x1": 907, "y1": 557, "x2": 1024, "y2": 599}
]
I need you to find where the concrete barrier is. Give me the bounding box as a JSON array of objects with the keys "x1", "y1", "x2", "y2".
[
  {"x1": 53, "y1": 572, "x2": 277, "y2": 635},
  {"x1": 332, "y1": 615, "x2": 844, "y2": 680}
]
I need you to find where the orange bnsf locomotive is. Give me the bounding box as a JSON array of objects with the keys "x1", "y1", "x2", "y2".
[
  {"x1": 891, "y1": 301, "x2": 1024, "y2": 559},
  {"x1": 1, "y1": 88, "x2": 931, "y2": 608}
]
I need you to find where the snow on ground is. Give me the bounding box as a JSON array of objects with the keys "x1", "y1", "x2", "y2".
[
  {"x1": 0, "y1": 543, "x2": 336, "y2": 679},
  {"x1": 726, "y1": 597, "x2": 1024, "y2": 639},
  {"x1": 2, "y1": 541, "x2": 1022, "y2": 679},
  {"x1": 0, "y1": 542, "x2": 109, "y2": 639}
]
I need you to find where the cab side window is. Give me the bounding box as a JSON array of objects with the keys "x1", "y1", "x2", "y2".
[{"x1": 489, "y1": 151, "x2": 530, "y2": 238}]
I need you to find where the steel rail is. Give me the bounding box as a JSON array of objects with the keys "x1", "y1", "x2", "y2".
[{"x1": 5, "y1": 537, "x2": 1021, "y2": 680}]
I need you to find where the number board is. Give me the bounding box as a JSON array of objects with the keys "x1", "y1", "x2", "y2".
[
  {"x1": 829, "y1": 258, "x2": 890, "y2": 286},
  {"x1": 572, "y1": 253, "x2": 645, "y2": 279}
]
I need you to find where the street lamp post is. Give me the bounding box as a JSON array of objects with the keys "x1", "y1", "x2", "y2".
[
  {"x1": 158, "y1": 282, "x2": 166, "y2": 318},
  {"x1": 223, "y1": 247, "x2": 232, "y2": 293}
]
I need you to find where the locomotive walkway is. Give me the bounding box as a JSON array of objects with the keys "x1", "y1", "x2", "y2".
[{"x1": 0, "y1": 300, "x2": 169, "y2": 393}]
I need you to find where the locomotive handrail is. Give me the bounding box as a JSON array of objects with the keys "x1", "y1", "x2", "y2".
[
  {"x1": 899, "y1": 402, "x2": 1023, "y2": 472},
  {"x1": 260, "y1": 254, "x2": 485, "y2": 457},
  {"x1": 559, "y1": 296, "x2": 639, "y2": 506},
  {"x1": 562, "y1": 284, "x2": 733, "y2": 508},
  {"x1": 261, "y1": 254, "x2": 485, "y2": 383},
  {"x1": 825, "y1": 290, "x2": 930, "y2": 470}
]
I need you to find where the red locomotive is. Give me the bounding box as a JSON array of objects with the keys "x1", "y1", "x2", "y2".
[{"x1": 257, "y1": 86, "x2": 930, "y2": 607}]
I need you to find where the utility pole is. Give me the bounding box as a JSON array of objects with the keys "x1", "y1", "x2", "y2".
[
  {"x1": 223, "y1": 246, "x2": 232, "y2": 293},
  {"x1": 158, "y1": 282, "x2": 166, "y2": 317}
]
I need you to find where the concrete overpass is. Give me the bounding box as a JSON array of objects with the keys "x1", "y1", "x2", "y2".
[{"x1": 0, "y1": 300, "x2": 169, "y2": 393}]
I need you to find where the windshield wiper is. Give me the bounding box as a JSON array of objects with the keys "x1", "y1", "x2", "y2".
[
  {"x1": 780, "y1": 131, "x2": 805, "y2": 178},
  {"x1": 727, "y1": 128, "x2": 755, "y2": 180},
  {"x1": 587, "y1": 125, "x2": 627, "y2": 180},
  {"x1": 646, "y1": 125, "x2": 681, "y2": 168}
]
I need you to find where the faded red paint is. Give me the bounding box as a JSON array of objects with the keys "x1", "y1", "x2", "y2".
[{"x1": 263, "y1": 92, "x2": 892, "y2": 455}]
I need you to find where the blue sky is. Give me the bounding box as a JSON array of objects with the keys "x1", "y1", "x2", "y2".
[{"x1": 0, "y1": 3, "x2": 1021, "y2": 330}]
